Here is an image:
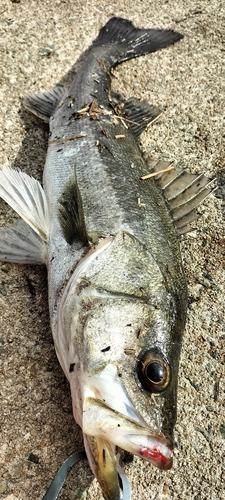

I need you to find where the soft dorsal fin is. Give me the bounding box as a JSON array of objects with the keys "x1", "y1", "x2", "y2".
[
  {"x1": 58, "y1": 177, "x2": 88, "y2": 246},
  {"x1": 142, "y1": 155, "x2": 215, "y2": 234},
  {"x1": 112, "y1": 94, "x2": 162, "y2": 137},
  {"x1": 23, "y1": 85, "x2": 66, "y2": 123}
]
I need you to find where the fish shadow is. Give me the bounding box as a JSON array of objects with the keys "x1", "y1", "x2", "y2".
[{"x1": 215, "y1": 167, "x2": 225, "y2": 214}]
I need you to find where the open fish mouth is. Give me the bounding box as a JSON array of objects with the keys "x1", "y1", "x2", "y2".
[
  {"x1": 78, "y1": 364, "x2": 172, "y2": 500},
  {"x1": 83, "y1": 396, "x2": 173, "y2": 470}
]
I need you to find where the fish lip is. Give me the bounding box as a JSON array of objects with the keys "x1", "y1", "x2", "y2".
[
  {"x1": 127, "y1": 432, "x2": 173, "y2": 470},
  {"x1": 141, "y1": 447, "x2": 173, "y2": 470}
]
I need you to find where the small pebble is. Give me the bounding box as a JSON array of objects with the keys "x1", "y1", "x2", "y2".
[{"x1": 0, "y1": 478, "x2": 7, "y2": 494}]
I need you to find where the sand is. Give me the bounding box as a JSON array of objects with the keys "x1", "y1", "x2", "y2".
[{"x1": 0, "y1": 1, "x2": 224, "y2": 499}]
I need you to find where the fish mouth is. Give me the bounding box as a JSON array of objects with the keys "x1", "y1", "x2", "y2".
[
  {"x1": 80, "y1": 364, "x2": 172, "y2": 500},
  {"x1": 83, "y1": 397, "x2": 173, "y2": 470}
]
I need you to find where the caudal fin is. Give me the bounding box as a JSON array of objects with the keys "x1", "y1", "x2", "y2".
[{"x1": 93, "y1": 17, "x2": 183, "y2": 65}]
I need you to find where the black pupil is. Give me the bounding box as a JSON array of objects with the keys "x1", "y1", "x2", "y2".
[{"x1": 146, "y1": 361, "x2": 164, "y2": 383}]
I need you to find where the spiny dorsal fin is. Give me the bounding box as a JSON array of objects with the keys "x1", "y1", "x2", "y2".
[
  {"x1": 23, "y1": 85, "x2": 66, "y2": 123},
  {"x1": 58, "y1": 177, "x2": 88, "y2": 246},
  {"x1": 143, "y1": 154, "x2": 215, "y2": 234},
  {"x1": 112, "y1": 93, "x2": 161, "y2": 137}
]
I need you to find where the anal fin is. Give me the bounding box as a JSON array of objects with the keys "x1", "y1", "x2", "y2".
[
  {"x1": 143, "y1": 155, "x2": 215, "y2": 234},
  {"x1": 0, "y1": 220, "x2": 46, "y2": 264},
  {"x1": 23, "y1": 85, "x2": 66, "y2": 123}
]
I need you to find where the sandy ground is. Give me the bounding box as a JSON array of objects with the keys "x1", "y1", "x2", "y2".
[{"x1": 0, "y1": 1, "x2": 224, "y2": 499}]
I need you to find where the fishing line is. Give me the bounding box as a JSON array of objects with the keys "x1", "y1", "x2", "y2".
[
  {"x1": 42, "y1": 450, "x2": 131, "y2": 500},
  {"x1": 42, "y1": 451, "x2": 86, "y2": 500}
]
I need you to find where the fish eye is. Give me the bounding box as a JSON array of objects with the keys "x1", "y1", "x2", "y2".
[{"x1": 137, "y1": 350, "x2": 170, "y2": 393}]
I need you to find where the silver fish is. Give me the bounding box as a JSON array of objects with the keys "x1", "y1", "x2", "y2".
[{"x1": 0, "y1": 17, "x2": 213, "y2": 500}]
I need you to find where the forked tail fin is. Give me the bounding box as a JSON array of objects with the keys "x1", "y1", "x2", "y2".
[{"x1": 93, "y1": 17, "x2": 183, "y2": 65}]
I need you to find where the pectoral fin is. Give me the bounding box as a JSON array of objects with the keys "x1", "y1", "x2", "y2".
[
  {"x1": 0, "y1": 220, "x2": 46, "y2": 264},
  {"x1": 58, "y1": 176, "x2": 88, "y2": 246},
  {"x1": 0, "y1": 167, "x2": 49, "y2": 241}
]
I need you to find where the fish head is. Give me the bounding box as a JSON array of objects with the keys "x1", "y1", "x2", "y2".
[{"x1": 57, "y1": 231, "x2": 187, "y2": 499}]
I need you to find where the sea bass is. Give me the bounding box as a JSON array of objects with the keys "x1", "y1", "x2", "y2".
[{"x1": 0, "y1": 17, "x2": 213, "y2": 500}]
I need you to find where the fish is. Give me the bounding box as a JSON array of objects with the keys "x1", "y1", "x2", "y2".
[{"x1": 0, "y1": 17, "x2": 214, "y2": 500}]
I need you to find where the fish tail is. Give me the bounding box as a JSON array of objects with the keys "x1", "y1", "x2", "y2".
[{"x1": 93, "y1": 17, "x2": 183, "y2": 65}]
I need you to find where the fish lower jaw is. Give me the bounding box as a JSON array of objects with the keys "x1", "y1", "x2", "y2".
[
  {"x1": 99, "y1": 430, "x2": 172, "y2": 470},
  {"x1": 127, "y1": 434, "x2": 173, "y2": 470}
]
